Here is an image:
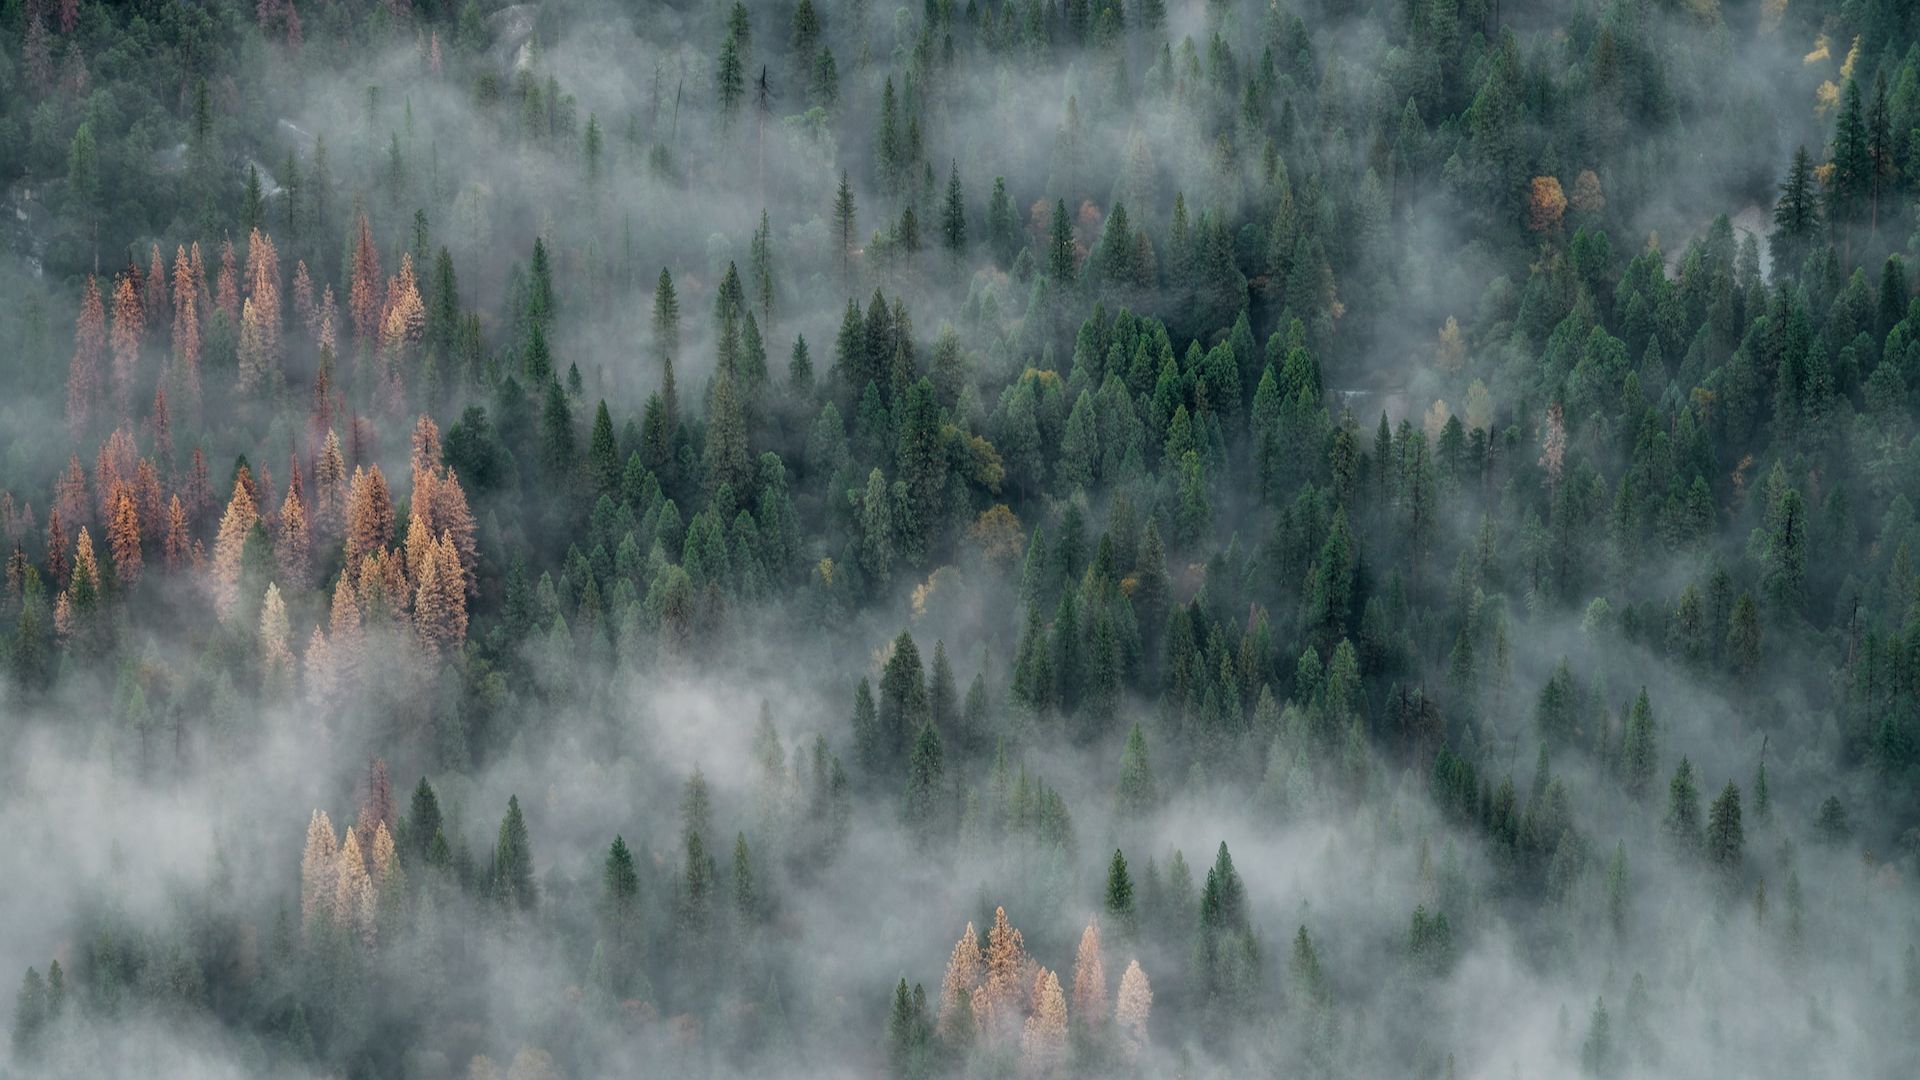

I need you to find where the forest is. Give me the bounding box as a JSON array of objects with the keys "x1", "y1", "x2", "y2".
[{"x1": 1, "y1": 0, "x2": 1919, "y2": 1077}]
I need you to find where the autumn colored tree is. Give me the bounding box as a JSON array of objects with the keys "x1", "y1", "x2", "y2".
[
  {"x1": 1071, "y1": 919, "x2": 1107, "y2": 1034},
  {"x1": 1114, "y1": 960, "x2": 1151, "y2": 1060},
  {"x1": 215, "y1": 237, "x2": 240, "y2": 323},
  {"x1": 170, "y1": 246, "x2": 202, "y2": 420},
  {"x1": 334, "y1": 826, "x2": 376, "y2": 946},
  {"x1": 1021, "y1": 967, "x2": 1067, "y2": 1074},
  {"x1": 260, "y1": 582, "x2": 294, "y2": 692},
  {"x1": 66, "y1": 275, "x2": 105, "y2": 439},
  {"x1": 344, "y1": 465, "x2": 395, "y2": 570},
  {"x1": 314, "y1": 429, "x2": 348, "y2": 535},
  {"x1": 938, "y1": 921, "x2": 984, "y2": 1040},
  {"x1": 162, "y1": 495, "x2": 189, "y2": 570},
  {"x1": 300, "y1": 809, "x2": 339, "y2": 939},
  {"x1": 1527, "y1": 176, "x2": 1567, "y2": 235},
  {"x1": 349, "y1": 211, "x2": 384, "y2": 347},
  {"x1": 107, "y1": 485, "x2": 141, "y2": 587},
  {"x1": 328, "y1": 572, "x2": 365, "y2": 687},
  {"x1": 103, "y1": 273, "x2": 143, "y2": 420},
  {"x1": 979, "y1": 906, "x2": 1030, "y2": 1044},
  {"x1": 413, "y1": 532, "x2": 468, "y2": 656},
  {"x1": 277, "y1": 487, "x2": 310, "y2": 590},
  {"x1": 211, "y1": 476, "x2": 261, "y2": 618}
]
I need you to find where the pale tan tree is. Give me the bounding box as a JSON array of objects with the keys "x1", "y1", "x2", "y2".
[
  {"x1": 304, "y1": 625, "x2": 335, "y2": 706},
  {"x1": 981, "y1": 906, "x2": 1031, "y2": 1044},
  {"x1": 371, "y1": 821, "x2": 398, "y2": 892},
  {"x1": 1020, "y1": 967, "x2": 1067, "y2": 1075},
  {"x1": 413, "y1": 532, "x2": 468, "y2": 656},
  {"x1": 260, "y1": 583, "x2": 294, "y2": 692},
  {"x1": 328, "y1": 573, "x2": 364, "y2": 686},
  {"x1": 210, "y1": 476, "x2": 260, "y2": 618},
  {"x1": 300, "y1": 809, "x2": 339, "y2": 939},
  {"x1": 938, "y1": 921, "x2": 985, "y2": 1039},
  {"x1": 1070, "y1": 919, "x2": 1107, "y2": 1032},
  {"x1": 1114, "y1": 960, "x2": 1152, "y2": 1061},
  {"x1": 334, "y1": 827, "x2": 376, "y2": 947}
]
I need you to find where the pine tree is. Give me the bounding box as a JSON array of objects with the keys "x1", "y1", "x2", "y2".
[
  {"x1": 941, "y1": 162, "x2": 966, "y2": 258},
  {"x1": 494, "y1": 794, "x2": 537, "y2": 911},
  {"x1": 1116, "y1": 723, "x2": 1158, "y2": 818},
  {"x1": 1104, "y1": 849, "x2": 1138, "y2": 937},
  {"x1": 1771, "y1": 146, "x2": 1819, "y2": 277},
  {"x1": 717, "y1": 32, "x2": 746, "y2": 124},
  {"x1": 938, "y1": 921, "x2": 984, "y2": 1039},
  {"x1": 834, "y1": 171, "x2": 858, "y2": 288},
  {"x1": 1663, "y1": 757, "x2": 1703, "y2": 855},
  {"x1": 904, "y1": 720, "x2": 946, "y2": 842},
  {"x1": 1706, "y1": 781, "x2": 1744, "y2": 876},
  {"x1": 652, "y1": 268, "x2": 680, "y2": 363}
]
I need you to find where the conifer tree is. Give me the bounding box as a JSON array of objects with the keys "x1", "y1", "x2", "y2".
[
  {"x1": 494, "y1": 794, "x2": 537, "y2": 911},
  {"x1": 211, "y1": 476, "x2": 261, "y2": 618},
  {"x1": 1114, "y1": 959, "x2": 1152, "y2": 1060}
]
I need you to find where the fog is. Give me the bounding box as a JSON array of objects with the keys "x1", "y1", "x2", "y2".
[{"x1": 2, "y1": 0, "x2": 1918, "y2": 1078}]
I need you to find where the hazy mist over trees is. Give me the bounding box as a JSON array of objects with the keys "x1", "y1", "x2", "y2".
[{"x1": 2, "y1": 0, "x2": 1920, "y2": 1078}]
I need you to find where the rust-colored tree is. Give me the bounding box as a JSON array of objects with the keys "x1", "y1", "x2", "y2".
[
  {"x1": 44, "y1": 507, "x2": 69, "y2": 589},
  {"x1": 107, "y1": 484, "x2": 141, "y2": 587},
  {"x1": 356, "y1": 756, "x2": 396, "y2": 851},
  {"x1": 94, "y1": 427, "x2": 137, "y2": 523},
  {"x1": 277, "y1": 486, "x2": 311, "y2": 590},
  {"x1": 162, "y1": 494, "x2": 190, "y2": 570},
  {"x1": 313, "y1": 429, "x2": 348, "y2": 536},
  {"x1": 215, "y1": 237, "x2": 240, "y2": 324},
  {"x1": 66, "y1": 275, "x2": 104, "y2": 440},
  {"x1": 980, "y1": 906, "x2": 1032, "y2": 1045},
  {"x1": 109, "y1": 273, "x2": 144, "y2": 419},
  {"x1": 344, "y1": 464, "x2": 395, "y2": 570},
  {"x1": 54, "y1": 455, "x2": 89, "y2": 531},
  {"x1": 170, "y1": 246, "x2": 203, "y2": 422},
  {"x1": 1527, "y1": 176, "x2": 1568, "y2": 235},
  {"x1": 148, "y1": 386, "x2": 173, "y2": 472},
  {"x1": 293, "y1": 260, "x2": 317, "y2": 340},
  {"x1": 144, "y1": 243, "x2": 169, "y2": 330},
  {"x1": 349, "y1": 211, "x2": 383, "y2": 346}
]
